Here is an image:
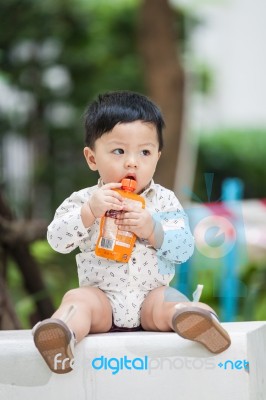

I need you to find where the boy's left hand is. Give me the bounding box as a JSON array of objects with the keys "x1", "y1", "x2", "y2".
[{"x1": 115, "y1": 203, "x2": 154, "y2": 240}]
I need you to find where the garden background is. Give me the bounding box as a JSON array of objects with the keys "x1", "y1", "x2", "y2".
[{"x1": 1, "y1": 0, "x2": 266, "y2": 329}]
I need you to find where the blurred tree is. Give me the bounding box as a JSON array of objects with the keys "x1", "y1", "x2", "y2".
[
  {"x1": 0, "y1": 190, "x2": 54, "y2": 328},
  {"x1": 0, "y1": 0, "x2": 144, "y2": 219},
  {"x1": 138, "y1": 0, "x2": 185, "y2": 190},
  {"x1": 0, "y1": 0, "x2": 192, "y2": 327},
  {"x1": 0, "y1": 0, "x2": 144, "y2": 327},
  {"x1": 0, "y1": 0, "x2": 190, "y2": 212},
  {"x1": 194, "y1": 129, "x2": 266, "y2": 200}
]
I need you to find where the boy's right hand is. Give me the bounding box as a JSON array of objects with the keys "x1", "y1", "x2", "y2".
[{"x1": 88, "y1": 182, "x2": 123, "y2": 218}]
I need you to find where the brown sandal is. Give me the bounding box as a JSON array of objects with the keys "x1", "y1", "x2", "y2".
[
  {"x1": 33, "y1": 318, "x2": 75, "y2": 374},
  {"x1": 172, "y1": 306, "x2": 231, "y2": 354}
]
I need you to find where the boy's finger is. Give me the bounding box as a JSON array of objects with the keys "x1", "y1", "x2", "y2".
[
  {"x1": 109, "y1": 192, "x2": 124, "y2": 202},
  {"x1": 100, "y1": 190, "x2": 123, "y2": 202},
  {"x1": 121, "y1": 204, "x2": 135, "y2": 212},
  {"x1": 102, "y1": 182, "x2": 122, "y2": 190},
  {"x1": 105, "y1": 195, "x2": 124, "y2": 206},
  {"x1": 108, "y1": 203, "x2": 124, "y2": 211},
  {"x1": 116, "y1": 213, "x2": 137, "y2": 222}
]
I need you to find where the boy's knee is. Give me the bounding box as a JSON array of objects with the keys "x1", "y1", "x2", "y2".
[
  {"x1": 163, "y1": 287, "x2": 190, "y2": 303},
  {"x1": 62, "y1": 287, "x2": 111, "y2": 316},
  {"x1": 62, "y1": 288, "x2": 83, "y2": 303}
]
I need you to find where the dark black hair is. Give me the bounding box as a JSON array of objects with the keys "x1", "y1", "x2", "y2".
[{"x1": 84, "y1": 91, "x2": 164, "y2": 150}]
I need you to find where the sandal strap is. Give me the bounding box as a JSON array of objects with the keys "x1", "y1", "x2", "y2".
[
  {"x1": 192, "y1": 284, "x2": 204, "y2": 302},
  {"x1": 32, "y1": 305, "x2": 77, "y2": 346},
  {"x1": 60, "y1": 304, "x2": 77, "y2": 324}
]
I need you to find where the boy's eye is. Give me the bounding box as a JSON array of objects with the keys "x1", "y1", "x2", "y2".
[
  {"x1": 141, "y1": 149, "x2": 151, "y2": 156},
  {"x1": 113, "y1": 148, "x2": 124, "y2": 155}
]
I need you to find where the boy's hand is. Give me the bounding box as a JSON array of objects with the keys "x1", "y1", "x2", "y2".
[
  {"x1": 115, "y1": 203, "x2": 154, "y2": 240},
  {"x1": 88, "y1": 182, "x2": 123, "y2": 218}
]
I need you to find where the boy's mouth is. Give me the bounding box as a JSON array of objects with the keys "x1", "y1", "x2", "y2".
[{"x1": 123, "y1": 174, "x2": 136, "y2": 181}]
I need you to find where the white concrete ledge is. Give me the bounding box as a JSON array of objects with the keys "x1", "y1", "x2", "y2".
[{"x1": 0, "y1": 322, "x2": 265, "y2": 400}]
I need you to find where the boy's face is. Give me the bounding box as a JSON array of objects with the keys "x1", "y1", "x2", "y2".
[{"x1": 84, "y1": 120, "x2": 161, "y2": 193}]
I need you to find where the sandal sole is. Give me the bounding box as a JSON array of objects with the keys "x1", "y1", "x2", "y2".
[
  {"x1": 172, "y1": 307, "x2": 231, "y2": 354},
  {"x1": 33, "y1": 319, "x2": 74, "y2": 374}
]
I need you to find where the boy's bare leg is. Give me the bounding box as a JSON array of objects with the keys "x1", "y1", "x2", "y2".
[
  {"x1": 52, "y1": 287, "x2": 113, "y2": 341},
  {"x1": 140, "y1": 286, "x2": 213, "y2": 332},
  {"x1": 33, "y1": 287, "x2": 113, "y2": 373},
  {"x1": 140, "y1": 286, "x2": 231, "y2": 353}
]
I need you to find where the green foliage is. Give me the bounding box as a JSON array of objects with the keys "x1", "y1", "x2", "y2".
[
  {"x1": 194, "y1": 129, "x2": 266, "y2": 201},
  {"x1": 240, "y1": 262, "x2": 266, "y2": 321},
  {"x1": 2, "y1": 1, "x2": 265, "y2": 327},
  {"x1": 7, "y1": 257, "x2": 38, "y2": 328},
  {"x1": 171, "y1": 255, "x2": 266, "y2": 321},
  {"x1": 0, "y1": 0, "x2": 144, "y2": 217},
  {"x1": 191, "y1": 128, "x2": 266, "y2": 321},
  {"x1": 7, "y1": 240, "x2": 78, "y2": 328}
]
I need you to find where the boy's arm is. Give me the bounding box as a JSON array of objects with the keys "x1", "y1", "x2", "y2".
[
  {"x1": 152, "y1": 191, "x2": 194, "y2": 265},
  {"x1": 47, "y1": 183, "x2": 123, "y2": 254},
  {"x1": 47, "y1": 190, "x2": 95, "y2": 254}
]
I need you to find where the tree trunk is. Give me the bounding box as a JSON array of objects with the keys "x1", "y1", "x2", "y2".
[
  {"x1": 0, "y1": 191, "x2": 54, "y2": 328},
  {"x1": 0, "y1": 275, "x2": 21, "y2": 329},
  {"x1": 138, "y1": 0, "x2": 185, "y2": 190}
]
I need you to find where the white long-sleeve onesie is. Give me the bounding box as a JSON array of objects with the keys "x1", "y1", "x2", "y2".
[{"x1": 47, "y1": 180, "x2": 194, "y2": 328}]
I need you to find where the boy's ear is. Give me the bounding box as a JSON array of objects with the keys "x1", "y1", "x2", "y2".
[{"x1": 84, "y1": 147, "x2": 98, "y2": 171}]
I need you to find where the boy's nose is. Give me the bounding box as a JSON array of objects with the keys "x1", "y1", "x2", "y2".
[{"x1": 125, "y1": 154, "x2": 137, "y2": 168}]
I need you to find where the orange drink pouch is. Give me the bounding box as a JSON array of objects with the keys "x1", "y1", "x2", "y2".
[{"x1": 95, "y1": 178, "x2": 145, "y2": 262}]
